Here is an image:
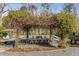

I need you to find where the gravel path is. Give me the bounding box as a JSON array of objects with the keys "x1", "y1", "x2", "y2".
[{"x1": 0, "y1": 47, "x2": 79, "y2": 56}]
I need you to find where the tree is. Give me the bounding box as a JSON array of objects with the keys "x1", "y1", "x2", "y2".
[
  {"x1": 0, "y1": 4, "x2": 9, "y2": 19},
  {"x1": 53, "y1": 13, "x2": 79, "y2": 35},
  {"x1": 22, "y1": 3, "x2": 37, "y2": 15},
  {"x1": 2, "y1": 9, "x2": 32, "y2": 48},
  {"x1": 20, "y1": 6, "x2": 27, "y2": 10},
  {"x1": 63, "y1": 3, "x2": 74, "y2": 13},
  {"x1": 0, "y1": 3, "x2": 9, "y2": 39},
  {"x1": 63, "y1": 3, "x2": 79, "y2": 16},
  {"x1": 41, "y1": 3, "x2": 50, "y2": 11},
  {"x1": 41, "y1": 3, "x2": 51, "y2": 15},
  {"x1": 0, "y1": 4, "x2": 6, "y2": 13}
]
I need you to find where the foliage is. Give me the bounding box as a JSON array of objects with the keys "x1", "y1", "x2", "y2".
[
  {"x1": 2, "y1": 16, "x2": 10, "y2": 28},
  {"x1": 60, "y1": 34, "x2": 70, "y2": 48},
  {"x1": 0, "y1": 3, "x2": 7, "y2": 13},
  {"x1": 20, "y1": 6, "x2": 27, "y2": 10},
  {"x1": 52, "y1": 13, "x2": 79, "y2": 37},
  {"x1": 41, "y1": 3, "x2": 51, "y2": 12},
  {"x1": 2, "y1": 8, "x2": 79, "y2": 47},
  {"x1": 2, "y1": 10, "x2": 79, "y2": 36},
  {"x1": 0, "y1": 25, "x2": 6, "y2": 38},
  {"x1": 23, "y1": 3, "x2": 37, "y2": 15},
  {"x1": 2, "y1": 9, "x2": 32, "y2": 29},
  {"x1": 50, "y1": 13, "x2": 79, "y2": 47},
  {"x1": 0, "y1": 32, "x2": 7, "y2": 38},
  {"x1": 52, "y1": 28, "x2": 61, "y2": 37},
  {"x1": 63, "y1": 4, "x2": 74, "y2": 13},
  {"x1": 2, "y1": 9, "x2": 33, "y2": 48}
]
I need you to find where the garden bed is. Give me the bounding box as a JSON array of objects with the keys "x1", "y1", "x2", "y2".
[{"x1": 6, "y1": 47, "x2": 64, "y2": 52}]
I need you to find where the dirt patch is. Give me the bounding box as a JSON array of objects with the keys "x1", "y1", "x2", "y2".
[{"x1": 6, "y1": 47, "x2": 64, "y2": 52}]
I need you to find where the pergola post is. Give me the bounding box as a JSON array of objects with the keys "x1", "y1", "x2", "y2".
[
  {"x1": 26, "y1": 25, "x2": 31, "y2": 39},
  {"x1": 26, "y1": 27, "x2": 29, "y2": 39},
  {"x1": 15, "y1": 28, "x2": 19, "y2": 48},
  {"x1": 49, "y1": 25, "x2": 52, "y2": 40}
]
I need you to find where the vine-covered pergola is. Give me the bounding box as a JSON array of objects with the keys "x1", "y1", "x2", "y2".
[
  {"x1": 2, "y1": 9, "x2": 79, "y2": 48},
  {"x1": 22, "y1": 16, "x2": 59, "y2": 39}
]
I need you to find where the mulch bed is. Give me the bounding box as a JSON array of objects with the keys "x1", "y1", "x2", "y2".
[{"x1": 6, "y1": 47, "x2": 64, "y2": 52}]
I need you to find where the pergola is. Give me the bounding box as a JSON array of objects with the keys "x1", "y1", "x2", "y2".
[{"x1": 20, "y1": 16, "x2": 60, "y2": 40}]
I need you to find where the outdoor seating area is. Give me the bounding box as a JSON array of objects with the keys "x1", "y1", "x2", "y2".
[
  {"x1": 0, "y1": 34, "x2": 48, "y2": 47},
  {"x1": 0, "y1": 3, "x2": 79, "y2": 54},
  {"x1": 0, "y1": 34, "x2": 61, "y2": 48}
]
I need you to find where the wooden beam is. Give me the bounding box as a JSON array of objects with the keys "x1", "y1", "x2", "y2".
[{"x1": 49, "y1": 25, "x2": 52, "y2": 40}]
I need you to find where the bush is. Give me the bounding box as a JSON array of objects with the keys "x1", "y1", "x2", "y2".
[
  {"x1": 0, "y1": 31, "x2": 8, "y2": 38},
  {"x1": 61, "y1": 34, "x2": 70, "y2": 48},
  {"x1": 52, "y1": 13, "x2": 79, "y2": 47}
]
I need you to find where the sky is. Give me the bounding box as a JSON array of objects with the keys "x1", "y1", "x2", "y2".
[
  {"x1": 3, "y1": 3, "x2": 79, "y2": 16},
  {"x1": 4, "y1": 3, "x2": 64, "y2": 11},
  {"x1": 3, "y1": 3, "x2": 64, "y2": 16}
]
